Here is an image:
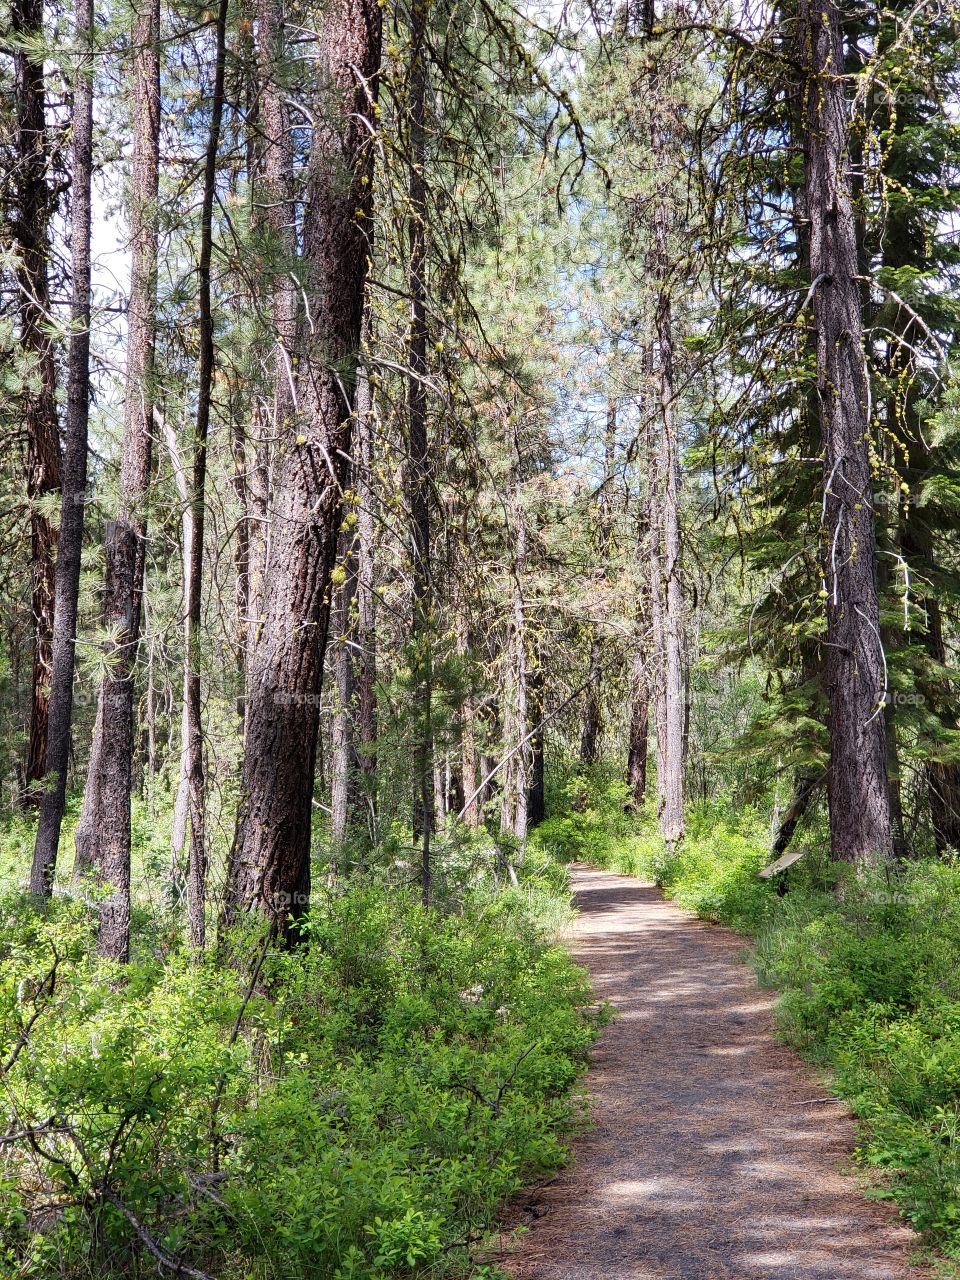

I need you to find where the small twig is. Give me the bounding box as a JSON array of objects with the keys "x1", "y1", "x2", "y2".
[
  {"x1": 209, "y1": 932, "x2": 271, "y2": 1169},
  {"x1": 2, "y1": 951, "x2": 59, "y2": 1073}
]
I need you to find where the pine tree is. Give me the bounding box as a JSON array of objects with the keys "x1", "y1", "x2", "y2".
[
  {"x1": 224, "y1": 0, "x2": 382, "y2": 937},
  {"x1": 30, "y1": 0, "x2": 94, "y2": 890}
]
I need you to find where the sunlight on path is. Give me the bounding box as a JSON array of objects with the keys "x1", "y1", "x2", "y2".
[{"x1": 505, "y1": 865, "x2": 926, "y2": 1280}]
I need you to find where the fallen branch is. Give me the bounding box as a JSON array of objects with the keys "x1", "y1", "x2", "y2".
[{"x1": 99, "y1": 1187, "x2": 214, "y2": 1280}]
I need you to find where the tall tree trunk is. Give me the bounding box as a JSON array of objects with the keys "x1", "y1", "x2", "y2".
[
  {"x1": 354, "y1": 362, "x2": 378, "y2": 833},
  {"x1": 500, "y1": 500, "x2": 528, "y2": 843},
  {"x1": 802, "y1": 0, "x2": 892, "y2": 863},
  {"x1": 329, "y1": 472, "x2": 361, "y2": 872},
  {"x1": 916, "y1": 584, "x2": 960, "y2": 852},
  {"x1": 648, "y1": 193, "x2": 685, "y2": 846},
  {"x1": 12, "y1": 0, "x2": 62, "y2": 803},
  {"x1": 157, "y1": 410, "x2": 191, "y2": 896},
  {"x1": 239, "y1": 0, "x2": 293, "y2": 735},
  {"x1": 457, "y1": 611, "x2": 480, "y2": 827},
  {"x1": 407, "y1": 0, "x2": 433, "y2": 904},
  {"x1": 230, "y1": 410, "x2": 250, "y2": 713},
  {"x1": 527, "y1": 659, "x2": 546, "y2": 828},
  {"x1": 578, "y1": 637, "x2": 602, "y2": 767},
  {"x1": 223, "y1": 0, "x2": 382, "y2": 938},
  {"x1": 80, "y1": 0, "x2": 160, "y2": 960},
  {"x1": 627, "y1": 642, "x2": 649, "y2": 811},
  {"x1": 580, "y1": 398, "x2": 616, "y2": 772},
  {"x1": 647, "y1": 414, "x2": 668, "y2": 822},
  {"x1": 183, "y1": 0, "x2": 229, "y2": 951},
  {"x1": 30, "y1": 0, "x2": 94, "y2": 891}
]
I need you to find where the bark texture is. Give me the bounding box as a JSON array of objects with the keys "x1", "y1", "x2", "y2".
[
  {"x1": 183, "y1": 0, "x2": 229, "y2": 951},
  {"x1": 12, "y1": 0, "x2": 62, "y2": 801},
  {"x1": 500, "y1": 501, "x2": 529, "y2": 844},
  {"x1": 648, "y1": 204, "x2": 685, "y2": 846},
  {"x1": 30, "y1": 0, "x2": 94, "y2": 890},
  {"x1": 407, "y1": 0, "x2": 433, "y2": 903},
  {"x1": 354, "y1": 363, "x2": 378, "y2": 823},
  {"x1": 223, "y1": 0, "x2": 382, "y2": 937},
  {"x1": 78, "y1": 0, "x2": 161, "y2": 960},
  {"x1": 801, "y1": 0, "x2": 892, "y2": 863}
]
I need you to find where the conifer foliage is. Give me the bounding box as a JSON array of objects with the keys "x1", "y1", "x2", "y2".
[{"x1": 1, "y1": 0, "x2": 960, "y2": 1268}]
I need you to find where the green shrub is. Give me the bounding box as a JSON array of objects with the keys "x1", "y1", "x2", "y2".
[
  {"x1": 530, "y1": 764, "x2": 659, "y2": 878},
  {"x1": 0, "y1": 879, "x2": 601, "y2": 1279}
]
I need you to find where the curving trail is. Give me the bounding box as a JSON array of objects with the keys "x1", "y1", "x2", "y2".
[{"x1": 505, "y1": 864, "x2": 926, "y2": 1280}]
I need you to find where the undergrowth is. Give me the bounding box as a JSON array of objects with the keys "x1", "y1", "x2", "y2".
[
  {"x1": 532, "y1": 765, "x2": 960, "y2": 1264},
  {"x1": 0, "y1": 841, "x2": 603, "y2": 1279}
]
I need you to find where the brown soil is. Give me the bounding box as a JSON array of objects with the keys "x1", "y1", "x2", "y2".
[{"x1": 504, "y1": 864, "x2": 927, "y2": 1280}]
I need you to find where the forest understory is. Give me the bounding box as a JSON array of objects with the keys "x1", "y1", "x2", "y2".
[{"x1": 3, "y1": 0, "x2": 960, "y2": 1273}]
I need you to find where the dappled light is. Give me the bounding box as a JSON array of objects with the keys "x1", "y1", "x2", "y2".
[{"x1": 506, "y1": 868, "x2": 922, "y2": 1280}]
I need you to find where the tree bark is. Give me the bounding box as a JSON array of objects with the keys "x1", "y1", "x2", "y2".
[
  {"x1": 182, "y1": 0, "x2": 229, "y2": 951},
  {"x1": 329, "y1": 470, "x2": 362, "y2": 872},
  {"x1": 500, "y1": 500, "x2": 529, "y2": 844},
  {"x1": 239, "y1": 0, "x2": 294, "y2": 731},
  {"x1": 627, "y1": 640, "x2": 649, "y2": 811},
  {"x1": 157, "y1": 410, "x2": 191, "y2": 898},
  {"x1": 354, "y1": 362, "x2": 378, "y2": 829},
  {"x1": 79, "y1": 0, "x2": 160, "y2": 960},
  {"x1": 648, "y1": 190, "x2": 685, "y2": 846},
  {"x1": 407, "y1": 0, "x2": 433, "y2": 904},
  {"x1": 647, "y1": 413, "x2": 668, "y2": 823},
  {"x1": 527, "y1": 660, "x2": 546, "y2": 828},
  {"x1": 801, "y1": 0, "x2": 892, "y2": 863},
  {"x1": 223, "y1": 0, "x2": 382, "y2": 938},
  {"x1": 12, "y1": 0, "x2": 63, "y2": 802},
  {"x1": 230, "y1": 411, "x2": 250, "y2": 715},
  {"x1": 30, "y1": 0, "x2": 94, "y2": 891},
  {"x1": 578, "y1": 637, "x2": 602, "y2": 768}
]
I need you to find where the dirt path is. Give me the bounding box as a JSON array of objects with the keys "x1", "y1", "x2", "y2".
[{"x1": 506, "y1": 864, "x2": 925, "y2": 1280}]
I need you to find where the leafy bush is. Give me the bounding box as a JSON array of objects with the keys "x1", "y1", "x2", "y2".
[
  {"x1": 752, "y1": 860, "x2": 960, "y2": 1253},
  {"x1": 0, "y1": 880, "x2": 602, "y2": 1279},
  {"x1": 531, "y1": 764, "x2": 659, "y2": 877}
]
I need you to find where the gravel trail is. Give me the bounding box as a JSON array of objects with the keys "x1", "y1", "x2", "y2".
[{"x1": 506, "y1": 864, "x2": 925, "y2": 1280}]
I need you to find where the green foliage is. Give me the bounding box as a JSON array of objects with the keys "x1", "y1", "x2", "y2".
[
  {"x1": 0, "y1": 874, "x2": 600, "y2": 1279},
  {"x1": 752, "y1": 862, "x2": 960, "y2": 1252},
  {"x1": 532, "y1": 764, "x2": 658, "y2": 873}
]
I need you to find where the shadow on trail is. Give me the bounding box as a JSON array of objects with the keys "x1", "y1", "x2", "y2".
[{"x1": 505, "y1": 865, "x2": 924, "y2": 1280}]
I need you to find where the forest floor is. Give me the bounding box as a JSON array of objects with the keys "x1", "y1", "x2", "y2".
[{"x1": 502, "y1": 864, "x2": 929, "y2": 1280}]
